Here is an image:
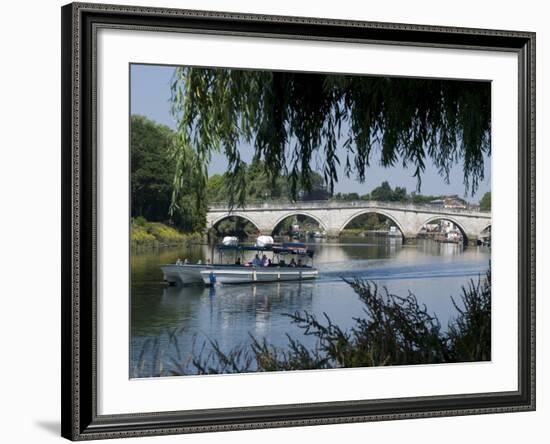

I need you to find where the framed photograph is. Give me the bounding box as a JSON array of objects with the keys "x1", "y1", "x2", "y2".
[{"x1": 61, "y1": 2, "x2": 535, "y2": 440}]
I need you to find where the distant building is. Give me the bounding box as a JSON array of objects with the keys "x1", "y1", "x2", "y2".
[
  {"x1": 429, "y1": 198, "x2": 445, "y2": 207},
  {"x1": 429, "y1": 195, "x2": 468, "y2": 210}
]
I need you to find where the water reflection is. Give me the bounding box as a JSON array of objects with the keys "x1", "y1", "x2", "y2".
[{"x1": 134, "y1": 280, "x2": 315, "y2": 338}]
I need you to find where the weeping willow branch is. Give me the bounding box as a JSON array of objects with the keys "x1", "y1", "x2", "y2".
[{"x1": 170, "y1": 68, "x2": 491, "y2": 207}]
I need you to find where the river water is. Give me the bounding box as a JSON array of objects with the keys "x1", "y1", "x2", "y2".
[{"x1": 130, "y1": 237, "x2": 490, "y2": 377}]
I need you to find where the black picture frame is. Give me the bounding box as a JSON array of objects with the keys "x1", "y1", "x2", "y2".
[{"x1": 61, "y1": 2, "x2": 536, "y2": 440}]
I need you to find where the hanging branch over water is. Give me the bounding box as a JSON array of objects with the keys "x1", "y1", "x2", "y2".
[{"x1": 170, "y1": 68, "x2": 491, "y2": 207}]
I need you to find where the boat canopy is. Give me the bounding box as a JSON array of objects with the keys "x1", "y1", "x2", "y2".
[{"x1": 215, "y1": 242, "x2": 314, "y2": 257}]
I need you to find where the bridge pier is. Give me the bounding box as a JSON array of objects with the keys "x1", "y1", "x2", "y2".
[{"x1": 402, "y1": 234, "x2": 417, "y2": 244}]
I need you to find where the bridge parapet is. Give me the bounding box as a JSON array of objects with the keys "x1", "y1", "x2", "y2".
[{"x1": 207, "y1": 200, "x2": 489, "y2": 218}]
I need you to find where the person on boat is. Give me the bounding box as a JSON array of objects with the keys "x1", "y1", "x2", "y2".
[
  {"x1": 183, "y1": 258, "x2": 189, "y2": 265},
  {"x1": 261, "y1": 254, "x2": 269, "y2": 267},
  {"x1": 279, "y1": 259, "x2": 286, "y2": 267},
  {"x1": 235, "y1": 257, "x2": 241, "y2": 265},
  {"x1": 289, "y1": 258, "x2": 297, "y2": 267},
  {"x1": 176, "y1": 257, "x2": 182, "y2": 265},
  {"x1": 297, "y1": 258, "x2": 303, "y2": 268},
  {"x1": 197, "y1": 259, "x2": 202, "y2": 264},
  {"x1": 252, "y1": 254, "x2": 262, "y2": 267}
]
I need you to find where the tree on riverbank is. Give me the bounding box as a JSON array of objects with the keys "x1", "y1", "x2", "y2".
[
  {"x1": 479, "y1": 191, "x2": 491, "y2": 212},
  {"x1": 209, "y1": 216, "x2": 259, "y2": 239},
  {"x1": 370, "y1": 181, "x2": 407, "y2": 202},
  {"x1": 131, "y1": 115, "x2": 174, "y2": 223},
  {"x1": 132, "y1": 269, "x2": 491, "y2": 377},
  {"x1": 131, "y1": 217, "x2": 202, "y2": 248},
  {"x1": 170, "y1": 69, "x2": 491, "y2": 208},
  {"x1": 331, "y1": 181, "x2": 459, "y2": 206},
  {"x1": 131, "y1": 115, "x2": 206, "y2": 232},
  {"x1": 343, "y1": 213, "x2": 390, "y2": 232},
  {"x1": 207, "y1": 159, "x2": 330, "y2": 204}
]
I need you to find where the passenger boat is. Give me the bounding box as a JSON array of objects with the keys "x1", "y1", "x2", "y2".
[
  {"x1": 160, "y1": 263, "x2": 213, "y2": 285},
  {"x1": 160, "y1": 241, "x2": 318, "y2": 286},
  {"x1": 200, "y1": 265, "x2": 318, "y2": 285}
]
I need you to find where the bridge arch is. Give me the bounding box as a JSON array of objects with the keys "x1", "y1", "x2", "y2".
[
  {"x1": 210, "y1": 213, "x2": 261, "y2": 232},
  {"x1": 419, "y1": 215, "x2": 469, "y2": 245},
  {"x1": 271, "y1": 211, "x2": 327, "y2": 234},
  {"x1": 338, "y1": 209, "x2": 406, "y2": 239}
]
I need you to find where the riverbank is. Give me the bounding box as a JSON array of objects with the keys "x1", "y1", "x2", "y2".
[
  {"x1": 131, "y1": 218, "x2": 204, "y2": 250},
  {"x1": 340, "y1": 228, "x2": 398, "y2": 237}
]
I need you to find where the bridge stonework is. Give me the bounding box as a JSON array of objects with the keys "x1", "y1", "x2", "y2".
[{"x1": 206, "y1": 201, "x2": 491, "y2": 245}]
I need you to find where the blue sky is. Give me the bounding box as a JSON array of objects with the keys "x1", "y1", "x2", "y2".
[{"x1": 130, "y1": 64, "x2": 491, "y2": 202}]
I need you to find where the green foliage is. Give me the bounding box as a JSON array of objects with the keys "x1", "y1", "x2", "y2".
[
  {"x1": 131, "y1": 115, "x2": 207, "y2": 232},
  {"x1": 130, "y1": 218, "x2": 203, "y2": 248},
  {"x1": 335, "y1": 280, "x2": 447, "y2": 366},
  {"x1": 344, "y1": 192, "x2": 360, "y2": 201},
  {"x1": 207, "y1": 159, "x2": 329, "y2": 204},
  {"x1": 447, "y1": 268, "x2": 491, "y2": 362},
  {"x1": 330, "y1": 181, "x2": 447, "y2": 204},
  {"x1": 273, "y1": 215, "x2": 320, "y2": 236},
  {"x1": 332, "y1": 192, "x2": 369, "y2": 201},
  {"x1": 210, "y1": 216, "x2": 258, "y2": 239},
  {"x1": 344, "y1": 213, "x2": 388, "y2": 230},
  {"x1": 134, "y1": 215, "x2": 148, "y2": 226},
  {"x1": 393, "y1": 186, "x2": 407, "y2": 201},
  {"x1": 370, "y1": 181, "x2": 408, "y2": 202},
  {"x1": 410, "y1": 192, "x2": 441, "y2": 205},
  {"x1": 206, "y1": 174, "x2": 227, "y2": 202},
  {"x1": 131, "y1": 115, "x2": 176, "y2": 223},
  {"x1": 133, "y1": 269, "x2": 491, "y2": 376},
  {"x1": 273, "y1": 217, "x2": 295, "y2": 235},
  {"x1": 479, "y1": 191, "x2": 491, "y2": 212},
  {"x1": 147, "y1": 222, "x2": 185, "y2": 243},
  {"x1": 370, "y1": 181, "x2": 394, "y2": 201},
  {"x1": 131, "y1": 224, "x2": 156, "y2": 245},
  {"x1": 170, "y1": 68, "x2": 491, "y2": 207}
]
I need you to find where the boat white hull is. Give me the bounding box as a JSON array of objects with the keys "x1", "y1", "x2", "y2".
[
  {"x1": 200, "y1": 267, "x2": 318, "y2": 285},
  {"x1": 160, "y1": 264, "x2": 209, "y2": 285}
]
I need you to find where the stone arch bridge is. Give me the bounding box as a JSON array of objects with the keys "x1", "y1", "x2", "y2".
[{"x1": 206, "y1": 201, "x2": 491, "y2": 245}]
